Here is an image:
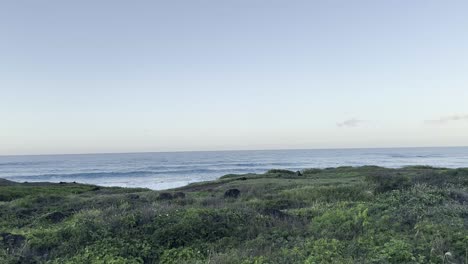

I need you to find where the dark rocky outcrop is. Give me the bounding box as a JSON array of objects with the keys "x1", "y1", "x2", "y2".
[
  {"x1": 224, "y1": 189, "x2": 240, "y2": 198},
  {"x1": 0, "y1": 233, "x2": 26, "y2": 249},
  {"x1": 127, "y1": 194, "x2": 140, "y2": 200},
  {"x1": 173, "y1": 192, "x2": 186, "y2": 199},
  {"x1": 157, "y1": 192, "x2": 173, "y2": 200},
  {"x1": 450, "y1": 190, "x2": 468, "y2": 204}
]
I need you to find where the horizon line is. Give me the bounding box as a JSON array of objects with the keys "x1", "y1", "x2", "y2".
[{"x1": 1, "y1": 145, "x2": 467, "y2": 158}]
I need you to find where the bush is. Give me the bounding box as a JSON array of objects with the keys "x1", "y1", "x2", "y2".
[
  {"x1": 266, "y1": 169, "x2": 295, "y2": 175},
  {"x1": 305, "y1": 238, "x2": 349, "y2": 264},
  {"x1": 151, "y1": 208, "x2": 248, "y2": 248},
  {"x1": 371, "y1": 238, "x2": 416, "y2": 263},
  {"x1": 365, "y1": 172, "x2": 411, "y2": 193},
  {"x1": 302, "y1": 168, "x2": 322, "y2": 175},
  {"x1": 310, "y1": 203, "x2": 369, "y2": 240},
  {"x1": 282, "y1": 185, "x2": 371, "y2": 203},
  {"x1": 160, "y1": 248, "x2": 204, "y2": 264}
]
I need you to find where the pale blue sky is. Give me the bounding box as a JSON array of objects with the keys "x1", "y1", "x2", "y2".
[{"x1": 1, "y1": 0, "x2": 468, "y2": 155}]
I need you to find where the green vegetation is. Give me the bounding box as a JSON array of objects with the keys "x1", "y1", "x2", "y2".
[{"x1": 1, "y1": 166, "x2": 467, "y2": 263}]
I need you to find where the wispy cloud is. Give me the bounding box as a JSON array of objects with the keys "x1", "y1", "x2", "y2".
[
  {"x1": 337, "y1": 118, "x2": 366, "y2": 127},
  {"x1": 425, "y1": 114, "x2": 468, "y2": 124}
]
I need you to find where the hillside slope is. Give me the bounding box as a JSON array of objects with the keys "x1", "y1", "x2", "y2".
[{"x1": 1, "y1": 166, "x2": 467, "y2": 263}]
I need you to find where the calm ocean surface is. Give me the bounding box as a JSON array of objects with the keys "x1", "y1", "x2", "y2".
[{"x1": 0, "y1": 147, "x2": 467, "y2": 190}]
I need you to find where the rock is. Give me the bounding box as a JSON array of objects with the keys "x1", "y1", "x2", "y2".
[
  {"x1": 450, "y1": 190, "x2": 468, "y2": 204},
  {"x1": 45, "y1": 211, "x2": 67, "y2": 223},
  {"x1": 127, "y1": 194, "x2": 140, "y2": 200},
  {"x1": 157, "y1": 192, "x2": 173, "y2": 200},
  {"x1": 0, "y1": 233, "x2": 26, "y2": 248},
  {"x1": 173, "y1": 192, "x2": 186, "y2": 199},
  {"x1": 224, "y1": 189, "x2": 240, "y2": 198},
  {"x1": 296, "y1": 171, "x2": 302, "y2": 176},
  {"x1": 239, "y1": 177, "x2": 247, "y2": 181}
]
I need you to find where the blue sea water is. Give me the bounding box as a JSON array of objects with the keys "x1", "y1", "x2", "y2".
[{"x1": 0, "y1": 147, "x2": 467, "y2": 190}]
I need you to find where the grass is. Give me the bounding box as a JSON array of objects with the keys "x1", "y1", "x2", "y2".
[{"x1": 0, "y1": 166, "x2": 467, "y2": 263}]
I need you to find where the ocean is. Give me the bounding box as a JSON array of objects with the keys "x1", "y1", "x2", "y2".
[{"x1": 0, "y1": 147, "x2": 467, "y2": 190}]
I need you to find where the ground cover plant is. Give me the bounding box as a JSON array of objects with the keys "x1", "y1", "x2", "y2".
[{"x1": 1, "y1": 166, "x2": 467, "y2": 263}]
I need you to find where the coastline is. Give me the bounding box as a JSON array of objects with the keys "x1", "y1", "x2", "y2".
[
  {"x1": 2, "y1": 147, "x2": 468, "y2": 191},
  {"x1": 1, "y1": 166, "x2": 468, "y2": 263}
]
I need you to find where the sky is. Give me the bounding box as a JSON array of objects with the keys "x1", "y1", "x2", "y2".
[{"x1": 1, "y1": 0, "x2": 468, "y2": 155}]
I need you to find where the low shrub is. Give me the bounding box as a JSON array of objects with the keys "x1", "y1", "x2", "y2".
[
  {"x1": 365, "y1": 172, "x2": 411, "y2": 193},
  {"x1": 266, "y1": 169, "x2": 295, "y2": 175}
]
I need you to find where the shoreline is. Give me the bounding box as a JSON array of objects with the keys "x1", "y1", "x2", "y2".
[
  {"x1": 2, "y1": 164, "x2": 467, "y2": 191},
  {"x1": 3, "y1": 164, "x2": 467, "y2": 191},
  {"x1": 2, "y1": 147, "x2": 468, "y2": 191}
]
